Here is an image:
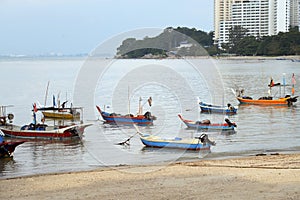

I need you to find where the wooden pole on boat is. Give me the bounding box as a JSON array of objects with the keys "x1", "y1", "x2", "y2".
[
  {"x1": 138, "y1": 97, "x2": 142, "y2": 115},
  {"x1": 128, "y1": 86, "x2": 130, "y2": 114},
  {"x1": 282, "y1": 73, "x2": 286, "y2": 97},
  {"x1": 44, "y1": 81, "x2": 50, "y2": 107}
]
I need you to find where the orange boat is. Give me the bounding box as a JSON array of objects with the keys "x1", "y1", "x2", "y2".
[
  {"x1": 235, "y1": 74, "x2": 298, "y2": 106},
  {"x1": 236, "y1": 96, "x2": 297, "y2": 106}
]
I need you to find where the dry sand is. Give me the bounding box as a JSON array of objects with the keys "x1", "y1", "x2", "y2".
[{"x1": 1, "y1": 153, "x2": 299, "y2": 200}]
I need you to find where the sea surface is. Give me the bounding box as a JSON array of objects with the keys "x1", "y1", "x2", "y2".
[{"x1": 1, "y1": 57, "x2": 299, "y2": 178}]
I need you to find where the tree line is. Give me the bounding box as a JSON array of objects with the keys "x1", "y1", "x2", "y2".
[{"x1": 116, "y1": 26, "x2": 300, "y2": 58}]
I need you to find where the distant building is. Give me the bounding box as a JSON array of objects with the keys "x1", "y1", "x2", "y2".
[
  {"x1": 290, "y1": 0, "x2": 300, "y2": 29},
  {"x1": 214, "y1": 0, "x2": 300, "y2": 47},
  {"x1": 177, "y1": 41, "x2": 193, "y2": 48}
]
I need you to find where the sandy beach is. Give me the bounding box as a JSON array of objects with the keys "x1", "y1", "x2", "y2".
[{"x1": 1, "y1": 153, "x2": 299, "y2": 200}]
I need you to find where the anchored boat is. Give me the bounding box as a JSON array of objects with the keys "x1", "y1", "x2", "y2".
[
  {"x1": 138, "y1": 132, "x2": 215, "y2": 151},
  {"x1": 96, "y1": 97, "x2": 156, "y2": 126},
  {"x1": 234, "y1": 74, "x2": 298, "y2": 106},
  {"x1": 199, "y1": 101, "x2": 237, "y2": 114},
  {"x1": 0, "y1": 134, "x2": 25, "y2": 158},
  {"x1": 178, "y1": 114, "x2": 236, "y2": 131},
  {"x1": 96, "y1": 105, "x2": 155, "y2": 126}
]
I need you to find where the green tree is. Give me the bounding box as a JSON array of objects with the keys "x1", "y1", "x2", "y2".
[
  {"x1": 227, "y1": 25, "x2": 249, "y2": 54},
  {"x1": 235, "y1": 36, "x2": 260, "y2": 56}
]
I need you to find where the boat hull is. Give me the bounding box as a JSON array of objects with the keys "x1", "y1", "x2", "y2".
[
  {"x1": 42, "y1": 111, "x2": 80, "y2": 120},
  {"x1": 0, "y1": 124, "x2": 91, "y2": 140},
  {"x1": 237, "y1": 97, "x2": 290, "y2": 106},
  {"x1": 96, "y1": 106, "x2": 153, "y2": 126},
  {"x1": 102, "y1": 115, "x2": 153, "y2": 125},
  {"x1": 183, "y1": 123, "x2": 235, "y2": 130},
  {"x1": 178, "y1": 114, "x2": 235, "y2": 131},
  {"x1": 199, "y1": 102, "x2": 237, "y2": 114},
  {"x1": 140, "y1": 136, "x2": 211, "y2": 151},
  {"x1": 0, "y1": 141, "x2": 25, "y2": 158}
]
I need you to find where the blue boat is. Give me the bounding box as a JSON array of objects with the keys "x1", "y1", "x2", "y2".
[
  {"x1": 178, "y1": 114, "x2": 236, "y2": 131},
  {"x1": 139, "y1": 133, "x2": 215, "y2": 151},
  {"x1": 96, "y1": 106, "x2": 156, "y2": 126},
  {"x1": 199, "y1": 101, "x2": 237, "y2": 114}
]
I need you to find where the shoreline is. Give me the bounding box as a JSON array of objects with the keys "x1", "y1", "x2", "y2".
[
  {"x1": 1, "y1": 153, "x2": 299, "y2": 199},
  {"x1": 1, "y1": 55, "x2": 300, "y2": 61}
]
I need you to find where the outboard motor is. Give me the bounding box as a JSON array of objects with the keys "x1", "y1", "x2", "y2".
[
  {"x1": 201, "y1": 119, "x2": 211, "y2": 124},
  {"x1": 144, "y1": 111, "x2": 152, "y2": 120},
  {"x1": 227, "y1": 103, "x2": 235, "y2": 110},
  {"x1": 7, "y1": 113, "x2": 14, "y2": 123},
  {"x1": 199, "y1": 134, "x2": 216, "y2": 146},
  {"x1": 286, "y1": 95, "x2": 298, "y2": 106},
  {"x1": 225, "y1": 118, "x2": 237, "y2": 127}
]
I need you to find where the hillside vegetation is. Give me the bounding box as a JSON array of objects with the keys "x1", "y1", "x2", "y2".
[{"x1": 116, "y1": 26, "x2": 300, "y2": 58}]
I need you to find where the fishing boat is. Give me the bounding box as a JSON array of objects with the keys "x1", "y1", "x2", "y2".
[
  {"x1": 0, "y1": 135, "x2": 25, "y2": 158},
  {"x1": 0, "y1": 103, "x2": 92, "y2": 140},
  {"x1": 234, "y1": 74, "x2": 298, "y2": 106},
  {"x1": 138, "y1": 133, "x2": 215, "y2": 151},
  {"x1": 0, "y1": 123, "x2": 92, "y2": 140},
  {"x1": 96, "y1": 105, "x2": 155, "y2": 126},
  {"x1": 236, "y1": 95, "x2": 297, "y2": 106},
  {"x1": 38, "y1": 107, "x2": 81, "y2": 120},
  {"x1": 37, "y1": 81, "x2": 81, "y2": 120},
  {"x1": 199, "y1": 101, "x2": 237, "y2": 114},
  {"x1": 178, "y1": 114, "x2": 236, "y2": 131}
]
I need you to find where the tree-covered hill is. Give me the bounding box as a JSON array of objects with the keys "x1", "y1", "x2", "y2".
[
  {"x1": 116, "y1": 27, "x2": 214, "y2": 58},
  {"x1": 116, "y1": 26, "x2": 300, "y2": 58}
]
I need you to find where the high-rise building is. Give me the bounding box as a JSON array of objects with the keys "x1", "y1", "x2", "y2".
[
  {"x1": 214, "y1": 0, "x2": 235, "y2": 44},
  {"x1": 214, "y1": 0, "x2": 299, "y2": 47},
  {"x1": 290, "y1": 0, "x2": 300, "y2": 29}
]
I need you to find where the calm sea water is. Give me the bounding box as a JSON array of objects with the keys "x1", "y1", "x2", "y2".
[{"x1": 0, "y1": 57, "x2": 299, "y2": 178}]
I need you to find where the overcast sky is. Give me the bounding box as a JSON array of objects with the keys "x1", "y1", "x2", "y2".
[{"x1": 0, "y1": 0, "x2": 214, "y2": 55}]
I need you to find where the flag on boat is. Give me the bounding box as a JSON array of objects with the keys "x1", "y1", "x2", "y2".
[
  {"x1": 33, "y1": 103, "x2": 38, "y2": 113},
  {"x1": 53, "y1": 95, "x2": 56, "y2": 107},
  {"x1": 292, "y1": 73, "x2": 296, "y2": 95},
  {"x1": 292, "y1": 73, "x2": 296, "y2": 85},
  {"x1": 269, "y1": 77, "x2": 275, "y2": 87},
  {"x1": 148, "y1": 97, "x2": 152, "y2": 107}
]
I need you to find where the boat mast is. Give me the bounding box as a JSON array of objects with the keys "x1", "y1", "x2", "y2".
[
  {"x1": 282, "y1": 73, "x2": 286, "y2": 97},
  {"x1": 128, "y1": 86, "x2": 130, "y2": 114},
  {"x1": 44, "y1": 81, "x2": 50, "y2": 107},
  {"x1": 138, "y1": 97, "x2": 142, "y2": 115}
]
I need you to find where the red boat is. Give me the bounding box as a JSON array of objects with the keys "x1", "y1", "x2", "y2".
[
  {"x1": 0, "y1": 136, "x2": 25, "y2": 158},
  {"x1": 0, "y1": 103, "x2": 92, "y2": 140},
  {"x1": 0, "y1": 123, "x2": 92, "y2": 140}
]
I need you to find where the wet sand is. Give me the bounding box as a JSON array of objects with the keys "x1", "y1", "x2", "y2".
[{"x1": 1, "y1": 153, "x2": 299, "y2": 200}]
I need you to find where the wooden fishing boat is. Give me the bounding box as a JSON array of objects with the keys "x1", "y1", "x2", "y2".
[
  {"x1": 178, "y1": 114, "x2": 236, "y2": 131},
  {"x1": 0, "y1": 123, "x2": 92, "y2": 140},
  {"x1": 234, "y1": 74, "x2": 298, "y2": 106},
  {"x1": 0, "y1": 103, "x2": 91, "y2": 140},
  {"x1": 96, "y1": 105, "x2": 156, "y2": 126},
  {"x1": 199, "y1": 101, "x2": 237, "y2": 114},
  {"x1": 37, "y1": 81, "x2": 82, "y2": 120},
  {"x1": 0, "y1": 135, "x2": 25, "y2": 158},
  {"x1": 236, "y1": 96, "x2": 297, "y2": 106},
  {"x1": 139, "y1": 133, "x2": 215, "y2": 151},
  {"x1": 39, "y1": 107, "x2": 81, "y2": 120}
]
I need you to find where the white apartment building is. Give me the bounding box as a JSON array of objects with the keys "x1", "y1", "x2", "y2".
[{"x1": 214, "y1": 0, "x2": 298, "y2": 47}]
